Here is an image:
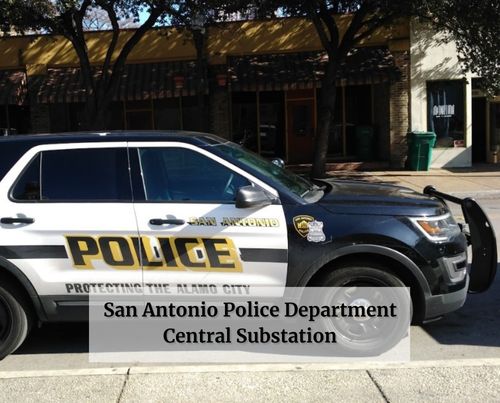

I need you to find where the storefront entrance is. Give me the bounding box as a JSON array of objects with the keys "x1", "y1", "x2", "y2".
[
  {"x1": 489, "y1": 101, "x2": 500, "y2": 162},
  {"x1": 472, "y1": 97, "x2": 487, "y2": 162}
]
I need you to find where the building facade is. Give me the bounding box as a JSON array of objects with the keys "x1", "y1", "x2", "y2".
[{"x1": 0, "y1": 17, "x2": 496, "y2": 167}]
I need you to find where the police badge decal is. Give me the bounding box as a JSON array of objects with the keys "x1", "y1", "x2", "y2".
[
  {"x1": 293, "y1": 215, "x2": 314, "y2": 238},
  {"x1": 306, "y1": 220, "x2": 326, "y2": 243},
  {"x1": 293, "y1": 215, "x2": 325, "y2": 242}
]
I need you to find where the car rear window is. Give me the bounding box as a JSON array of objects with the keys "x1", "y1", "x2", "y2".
[{"x1": 11, "y1": 148, "x2": 132, "y2": 202}]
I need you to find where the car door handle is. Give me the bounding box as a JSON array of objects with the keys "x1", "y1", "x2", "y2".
[
  {"x1": 1, "y1": 217, "x2": 35, "y2": 224},
  {"x1": 149, "y1": 218, "x2": 185, "y2": 226}
]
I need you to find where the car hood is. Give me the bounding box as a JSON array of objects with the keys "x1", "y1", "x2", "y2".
[{"x1": 317, "y1": 179, "x2": 448, "y2": 217}]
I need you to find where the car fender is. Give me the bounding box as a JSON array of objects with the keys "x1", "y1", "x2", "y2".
[{"x1": 297, "y1": 243, "x2": 432, "y2": 297}]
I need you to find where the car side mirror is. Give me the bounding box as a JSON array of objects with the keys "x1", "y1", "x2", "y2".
[
  {"x1": 271, "y1": 158, "x2": 285, "y2": 168},
  {"x1": 235, "y1": 186, "x2": 273, "y2": 209}
]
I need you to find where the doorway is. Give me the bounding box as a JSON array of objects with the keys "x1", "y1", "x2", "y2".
[
  {"x1": 472, "y1": 97, "x2": 487, "y2": 162},
  {"x1": 490, "y1": 101, "x2": 500, "y2": 160}
]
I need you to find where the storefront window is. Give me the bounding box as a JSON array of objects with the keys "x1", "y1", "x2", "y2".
[
  {"x1": 49, "y1": 103, "x2": 85, "y2": 132},
  {"x1": 0, "y1": 105, "x2": 31, "y2": 134},
  {"x1": 427, "y1": 80, "x2": 465, "y2": 147},
  {"x1": 232, "y1": 92, "x2": 258, "y2": 152},
  {"x1": 154, "y1": 98, "x2": 181, "y2": 130},
  {"x1": 125, "y1": 100, "x2": 153, "y2": 130},
  {"x1": 107, "y1": 102, "x2": 125, "y2": 130},
  {"x1": 181, "y1": 96, "x2": 204, "y2": 131},
  {"x1": 323, "y1": 85, "x2": 372, "y2": 157},
  {"x1": 345, "y1": 85, "x2": 372, "y2": 156},
  {"x1": 259, "y1": 91, "x2": 285, "y2": 159}
]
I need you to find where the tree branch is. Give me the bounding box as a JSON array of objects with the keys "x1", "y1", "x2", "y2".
[
  {"x1": 100, "y1": 2, "x2": 120, "y2": 86},
  {"x1": 317, "y1": 0, "x2": 339, "y2": 49},
  {"x1": 306, "y1": 2, "x2": 335, "y2": 55},
  {"x1": 338, "y1": 2, "x2": 372, "y2": 56},
  {"x1": 353, "y1": 13, "x2": 395, "y2": 44},
  {"x1": 59, "y1": 10, "x2": 95, "y2": 99},
  {"x1": 106, "y1": 5, "x2": 167, "y2": 95}
]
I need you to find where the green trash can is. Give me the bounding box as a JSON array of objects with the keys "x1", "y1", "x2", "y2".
[
  {"x1": 407, "y1": 131, "x2": 436, "y2": 171},
  {"x1": 355, "y1": 126, "x2": 375, "y2": 160}
]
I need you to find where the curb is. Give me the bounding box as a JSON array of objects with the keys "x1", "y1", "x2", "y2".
[{"x1": 2, "y1": 358, "x2": 500, "y2": 379}]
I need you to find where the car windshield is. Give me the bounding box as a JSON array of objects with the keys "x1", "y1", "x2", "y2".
[{"x1": 212, "y1": 142, "x2": 317, "y2": 198}]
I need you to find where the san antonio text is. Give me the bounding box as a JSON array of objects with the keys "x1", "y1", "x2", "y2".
[{"x1": 103, "y1": 301, "x2": 397, "y2": 322}]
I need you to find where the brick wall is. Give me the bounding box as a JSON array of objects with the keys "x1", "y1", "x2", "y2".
[{"x1": 389, "y1": 50, "x2": 410, "y2": 167}]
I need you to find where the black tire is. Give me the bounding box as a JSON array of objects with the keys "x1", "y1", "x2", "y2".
[
  {"x1": 314, "y1": 265, "x2": 412, "y2": 356},
  {"x1": 0, "y1": 281, "x2": 32, "y2": 360}
]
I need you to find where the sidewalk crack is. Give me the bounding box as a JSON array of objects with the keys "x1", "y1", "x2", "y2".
[
  {"x1": 117, "y1": 367, "x2": 131, "y2": 403},
  {"x1": 366, "y1": 370, "x2": 390, "y2": 403}
]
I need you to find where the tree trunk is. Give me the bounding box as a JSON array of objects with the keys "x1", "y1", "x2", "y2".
[
  {"x1": 83, "y1": 93, "x2": 111, "y2": 130},
  {"x1": 311, "y1": 65, "x2": 338, "y2": 178}
]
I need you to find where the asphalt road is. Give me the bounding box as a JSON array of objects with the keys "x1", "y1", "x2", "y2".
[{"x1": 0, "y1": 199, "x2": 499, "y2": 371}]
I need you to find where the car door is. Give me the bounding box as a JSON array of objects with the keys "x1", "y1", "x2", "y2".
[
  {"x1": 129, "y1": 142, "x2": 288, "y2": 293},
  {"x1": 0, "y1": 142, "x2": 141, "y2": 308}
]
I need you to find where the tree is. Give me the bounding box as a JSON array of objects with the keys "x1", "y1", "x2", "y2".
[
  {"x1": 1, "y1": 0, "x2": 175, "y2": 129},
  {"x1": 265, "y1": 1, "x2": 412, "y2": 177},
  {"x1": 169, "y1": 0, "x2": 252, "y2": 132},
  {"x1": 420, "y1": 0, "x2": 500, "y2": 97},
  {"x1": 83, "y1": 6, "x2": 138, "y2": 31},
  {"x1": 266, "y1": 0, "x2": 499, "y2": 177}
]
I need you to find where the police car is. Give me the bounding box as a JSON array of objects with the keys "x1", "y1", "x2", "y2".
[{"x1": 0, "y1": 131, "x2": 496, "y2": 358}]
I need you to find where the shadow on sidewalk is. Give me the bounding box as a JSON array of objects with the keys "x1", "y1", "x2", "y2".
[
  {"x1": 13, "y1": 322, "x2": 89, "y2": 355},
  {"x1": 421, "y1": 262, "x2": 500, "y2": 348}
]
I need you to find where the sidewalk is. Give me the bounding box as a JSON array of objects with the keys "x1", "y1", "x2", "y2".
[
  {"x1": 326, "y1": 167, "x2": 500, "y2": 198},
  {"x1": 0, "y1": 359, "x2": 499, "y2": 402}
]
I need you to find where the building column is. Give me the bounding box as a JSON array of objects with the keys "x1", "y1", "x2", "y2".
[
  {"x1": 389, "y1": 50, "x2": 410, "y2": 167},
  {"x1": 209, "y1": 87, "x2": 231, "y2": 139}
]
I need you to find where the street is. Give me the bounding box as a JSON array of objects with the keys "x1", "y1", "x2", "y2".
[{"x1": 0, "y1": 198, "x2": 498, "y2": 372}]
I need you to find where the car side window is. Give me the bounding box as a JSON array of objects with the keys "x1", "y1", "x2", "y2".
[
  {"x1": 11, "y1": 154, "x2": 41, "y2": 201},
  {"x1": 138, "y1": 147, "x2": 250, "y2": 202},
  {"x1": 41, "y1": 148, "x2": 131, "y2": 201},
  {"x1": 12, "y1": 148, "x2": 132, "y2": 202}
]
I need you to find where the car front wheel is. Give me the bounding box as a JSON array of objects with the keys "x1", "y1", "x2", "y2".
[{"x1": 0, "y1": 281, "x2": 32, "y2": 360}]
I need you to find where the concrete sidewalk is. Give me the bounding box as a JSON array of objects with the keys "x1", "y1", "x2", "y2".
[
  {"x1": 0, "y1": 360, "x2": 499, "y2": 402},
  {"x1": 327, "y1": 167, "x2": 500, "y2": 198}
]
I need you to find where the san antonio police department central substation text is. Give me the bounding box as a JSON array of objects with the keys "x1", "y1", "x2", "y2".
[{"x1": 103, "y1": 301, "x2": 398, "y2": 344}]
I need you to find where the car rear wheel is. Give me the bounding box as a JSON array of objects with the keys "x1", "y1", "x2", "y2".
[
  {"x1": 0, "y1": 281, "x2": 31, "y2": 360},
  {"x1": 315, "y1": 265, "x2": 411, "y2": 356}
]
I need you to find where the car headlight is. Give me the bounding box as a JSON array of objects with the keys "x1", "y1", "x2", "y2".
[{"x1": 410, "y1": 213, "x2": 461, "y2": 242}]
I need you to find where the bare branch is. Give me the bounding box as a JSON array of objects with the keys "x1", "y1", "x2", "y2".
[
  {"x1": 306, "y1": 2, "x2": 335, "y2": 55},
  {"x1": 317, "y1": 0, "x2": 339, "y2": 49},
  {"x1": 106, "y1": 6, "x2": 167, "y2": 95},
  {"x1": 100, "y1": 3, "x2": 120, "y2": 85}
]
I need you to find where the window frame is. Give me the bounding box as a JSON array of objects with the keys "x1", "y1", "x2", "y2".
[
  {"x1": 128, "y1": 142, "x2": 279, "y2": 205},
  {"x1": 7, "y1": 142, "x2": 133, "y2": 204}
]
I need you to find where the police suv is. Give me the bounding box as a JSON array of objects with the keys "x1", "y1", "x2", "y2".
[{"x1": 0, "y1": 131, "x2": 496, "y2": 358}]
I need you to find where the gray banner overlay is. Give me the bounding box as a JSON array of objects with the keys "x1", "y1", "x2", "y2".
[{"x1": 89, "y1": 287, "x2": 411, "y2": 363}]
